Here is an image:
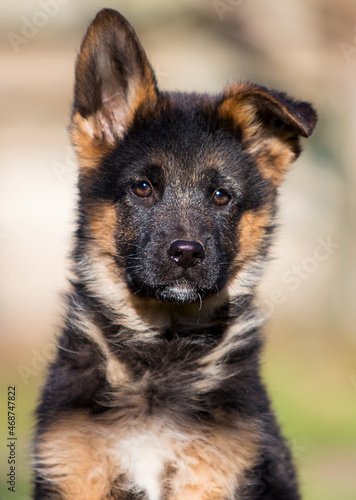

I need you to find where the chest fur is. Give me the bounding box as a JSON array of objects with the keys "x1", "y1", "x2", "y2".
[{"x1": 35, "y1": 413, "x2": 260, "y2": 500}]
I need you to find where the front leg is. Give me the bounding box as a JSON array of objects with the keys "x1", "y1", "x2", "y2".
[
  {"x1": 239, "y1": 433, "x2": 300, "y2": 499},
  {"x1": 33, "y1": 412, "x2": 142, "y2": 500}
]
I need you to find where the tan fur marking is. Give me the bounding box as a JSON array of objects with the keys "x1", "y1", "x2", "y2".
[
  {"x1": 218, "y1": 98, "x2": 260, "y2": 142},
  {"x1": 218, "y1": 86, "x2": 299, "y2": 185},
  {"x1": 88, "y1": 202, "x2": 118, "y2": 257},
  {"x1": 77, "y1": 250, "x2": 170, "y2": 335},
  {"x1": 35, "y1": 413, "x2": 120, "y2": 500},
  {"x1": 166, "y1": 421, "x2": 260, "y2": 499},
  {"x1": 131, "y1": 71, "x2": 157, "y2": 118},
  {"x1": 236, "y1": 207, "x2": 272, "y2": 264},
  {"x1": 70, "y1": 111, "x2": 113, "y2": 171},
  {"x1": 249, "y1": 136, "x2": 296, "y2": 185},
  {"x1": 68, "y1": 303, "x2": 129, "y2": 387},
  {"x1": 36, "y1": 413, "x2": 260, "y2": 500}
]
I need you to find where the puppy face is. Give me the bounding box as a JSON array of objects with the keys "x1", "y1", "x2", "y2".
[{"x1": 70, "y1": 9, "x2": 316, "y2": 305}]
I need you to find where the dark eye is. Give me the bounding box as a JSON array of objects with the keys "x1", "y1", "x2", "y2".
[
  {"x1": 132, "y1": 180, "x2": 153, "y2": 198},
  {"x1": 212, "y1": 188, "x2": 231, "y2": 207}
]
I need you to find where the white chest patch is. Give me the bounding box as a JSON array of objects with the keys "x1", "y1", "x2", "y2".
[
  {"x1": 111, "y1": 420, "x2": 188, "y2": 500},
  {"x1": 107, "y1": 416, "x2": 254, "y2": 500}
]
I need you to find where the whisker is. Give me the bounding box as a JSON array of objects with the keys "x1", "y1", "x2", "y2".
[{"x1": 198, "y1": 293, "x2": 203, "y2": 312}]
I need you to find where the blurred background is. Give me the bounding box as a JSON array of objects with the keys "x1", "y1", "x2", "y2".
[{"x1": 0, "y1": 0, "x2": 355, "y2": 498}]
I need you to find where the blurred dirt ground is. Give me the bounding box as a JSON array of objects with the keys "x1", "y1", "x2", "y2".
[{"x1": 1, "y1": 1, "x2": 356, "y2": 499}]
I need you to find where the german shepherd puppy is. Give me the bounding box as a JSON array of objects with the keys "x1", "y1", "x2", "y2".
[{"x1": 33, "y1": 8, "x2": 317, "y2": 500}]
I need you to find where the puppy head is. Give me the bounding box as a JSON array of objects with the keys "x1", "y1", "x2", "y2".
[{"x1": 70, "y1": 9, "x2": 317, "y2": 307}]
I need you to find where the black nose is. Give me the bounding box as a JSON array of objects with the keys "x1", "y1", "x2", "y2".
[{"x1": 167, "y1": 240, "x2": 205, "y2": 270}]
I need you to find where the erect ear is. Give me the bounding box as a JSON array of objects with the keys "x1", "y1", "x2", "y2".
[
  {"x1": 217, "y1": 81, "x2": 317, "y2": 184},
  {"x1": 70, "y1": 8, "x2": 158, "y2": 169}
]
